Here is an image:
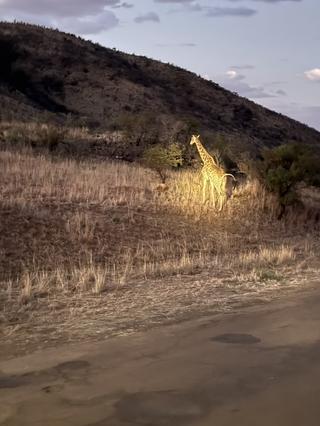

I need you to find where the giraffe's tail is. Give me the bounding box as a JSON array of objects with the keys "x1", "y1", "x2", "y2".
[{"x1": 222, "y1": 173, "x2": 236, "y2": 181}]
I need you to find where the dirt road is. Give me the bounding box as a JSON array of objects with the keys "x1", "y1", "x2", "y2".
[{"x1": 1, "y1": 287, "x2": 320, "y2": 425}]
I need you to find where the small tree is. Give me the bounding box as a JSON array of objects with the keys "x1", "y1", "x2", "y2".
[
  {"x1": 260, "y1": 144, "x2": 320, "y2": 218},
  {"x1": 143, "y1": 143, "x2": 183, "y2": 183}
]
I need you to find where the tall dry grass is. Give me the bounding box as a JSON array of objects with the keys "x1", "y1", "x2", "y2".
[
  {"x1": 0, "y1": 149, "x2": 148, "y2": 208},
  {"x1": 2, "y1": 243, "x2": 299, "y2": 307},
  {"x1": 0, "y1": 121, "x2": 90, "y2": 146},
  {"x1": 0, "y1": 145, "x2": 318, "y2": 309}
]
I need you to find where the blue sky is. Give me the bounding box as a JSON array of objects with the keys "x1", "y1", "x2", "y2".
[{"x1": 1, "y1": 0, "x2": 319, "y2": 130}]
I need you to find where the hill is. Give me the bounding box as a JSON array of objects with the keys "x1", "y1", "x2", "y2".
[{"x1": 1, "y1": 22, "x2": 320, "y2": 160}]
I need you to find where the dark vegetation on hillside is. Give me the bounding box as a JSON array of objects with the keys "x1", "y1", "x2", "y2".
[{"x1": 1, "y1": 21, "x2": 320, "y2": 163}]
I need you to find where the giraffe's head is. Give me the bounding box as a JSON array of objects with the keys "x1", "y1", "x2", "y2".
[{"x1": 190, "y1": 134, "x2": 200, "y2": 145}]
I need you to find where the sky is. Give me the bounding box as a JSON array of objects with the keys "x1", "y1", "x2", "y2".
[{"x1": 1, "y1": 0, "x2": 319, "y2": 130}]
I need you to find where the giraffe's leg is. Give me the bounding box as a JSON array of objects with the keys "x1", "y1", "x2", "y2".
[
  {"x1": 210, "y1": 180, "x2": 216, "y2": 208},
  {"x1": 201, "y1": 170, "x2": 206, "y2": 204},
  {"x1": 218, "y1": 193, "x2": 223, "y2": 212},
  {"x1": 205, "y1": 180, "x2": 209, "y2": 204},
  {"x1": 210, "y1": 180, "x2": 217, "y2": 209},
  {"x1": 218, "y1": 178, "x2": 227, "y2": 212},
  {"x1": 222, "y1": 190, "x2": 227, "y2": 211},
  {"x1": 215, "y1": 182, "x2": 222, "y2": 210},
  {"x1": 202, "y1": 179, "x2": 207, "y2": 204},
  {"x1": 214, "y1": 181, "x2": 222, "y2": 211}
]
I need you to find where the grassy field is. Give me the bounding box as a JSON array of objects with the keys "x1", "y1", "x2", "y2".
[{"x1": 1, "y1": 142, "x2": 319, "y2": 355}]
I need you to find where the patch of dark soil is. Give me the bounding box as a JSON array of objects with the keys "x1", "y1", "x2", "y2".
[{"x1": 211, "y1": 333, "x2": 261, "y2": 344}]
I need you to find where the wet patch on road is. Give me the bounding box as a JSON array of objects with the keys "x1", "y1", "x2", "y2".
[
  {"x1": 0, "y1": 359, "x2": 90, "y2": 389},
  {"x1": 0, "y1": 374, "x2": 26, "y2": 389},
  {"x1": 115, "y1": 390, "x2": 210, "y2": 425},
  {"x1": 53, "y1": 360, "x2": 90, "y2": 379},
  {"x1": 211, "y1": 333, "x2": 261, "y2": 344},
  {"x1": 41, "y1": 383, "x2": 64, "y2": 393}
]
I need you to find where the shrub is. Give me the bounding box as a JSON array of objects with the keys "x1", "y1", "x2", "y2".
[
  {"x1": 38, "y1": 125, "x2": 66, "y2": 151},
  {"x1": 0, "y1": 37, "x2": 19, "y2": 81},
  {"x1": 0, "y1": 37, "x2": 30, "y2": 90},
  {"x1": 143, "y1": 143, "x2": 183, "y2": 183},
  {"x1": 41, "y1": 72, "x2": 64, "y2": 93},
  {"x1": 260, "y1": 144, "x2": 320, "y2": 218}
]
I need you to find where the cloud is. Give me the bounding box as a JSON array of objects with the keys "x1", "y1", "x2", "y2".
[
  {"x1": 230, "y1": 82, "x2": 274, "y2": 98},
  {"x1": 180, "y1": 42, "x2": 197, "y2": 47},
  {"x1": 154, "y1": 0, "x2": 203, "y2": 13},
  {"x1": 229, "y1": 0, "x2": 302, "y2": 3},
  {"x1": 304, "y1": 68, "x2": 320, "y2": 82},
  {"x1": 59, "y1": 11, "x2": 119, "y2": 35},
  {"x1": 217, "y1": 70, "x2": 275, "y2": 99},
  {"x1": 154, "y1": 0, "x2": 195, "y2": 3},
  {"x1": 160, "y1": 0, "x2": 301, "y2": 16},
  {"x1": 3, "y1": 10, "x2": 119, "y2": 34},
  {"x1": 266, "y1": 80, "x2": 286, "y2": 85},
  {"x1": 112, "y1": 2, "x2": 134, "y2": 8},
  {"x1": 0, "y1": 0, "x2": 122, "y2": 17},
  {"x1": 155, "y1": 42, "x2": 196, "y2": 47},
  {"x1": 222, "y1": 70, "x2": 288, "y2": 98},
  {"x1": 230, "y1": 64, "x2": 255, "y2": 70},
  {"x1": 0, "y1": 0, "x2": 121, "y2": 34},
  {"x1": 226, "y1": 70, "x2": 246, "y2": 80},
  {"x1": 275, "y1": 89, "x2": 287, "y2": 96},
  {"x1": 159, "y1": 1, "x2": 259, "y2": 17},
  {"x1": 206, "y1": 7, "x2": 257, "y2": 17},
  {"x1": 134, "y1": 12, "x2": 160, "y2": 23},
  {"x1": 184, "y1": 2, "x2": 203, "y2": 12}
]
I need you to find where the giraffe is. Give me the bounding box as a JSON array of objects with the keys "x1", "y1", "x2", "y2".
[{"x1": 190, "y1": 135, "x2": 235, "y2": 211}]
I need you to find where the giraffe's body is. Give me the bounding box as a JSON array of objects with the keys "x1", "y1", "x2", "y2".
[{"x1": 190, "y1": 135, "x2": 234, "y2": 211}]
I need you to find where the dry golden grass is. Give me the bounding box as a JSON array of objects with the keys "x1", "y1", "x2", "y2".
[
  {"x1": 0, "y1": 148, "x2": 316, "y2": 284},
  {"x1": 0, "y1": 144, "x2": 319, "y2": 352},
  {"x1": 239, "y1": 245, "x2": 296, "y2": 268},
  {"x1": 0, "y1": 121, "x2": 90, "y2": 146},
  {"x1": 0, "y1": 148, "x2": 148, "y2": 208}
]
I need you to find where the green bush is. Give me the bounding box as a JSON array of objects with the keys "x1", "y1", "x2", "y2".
[
  {"x1": 143, "y1": 143, "x2": 183, "y2": 183},
  {"x1": 260, "y1": 143, "x2": 320, "y2": 217}
]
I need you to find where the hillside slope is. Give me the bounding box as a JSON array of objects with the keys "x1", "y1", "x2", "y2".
[{"x1": 1, "y1": 22, "x2": 320, "y2": 157}]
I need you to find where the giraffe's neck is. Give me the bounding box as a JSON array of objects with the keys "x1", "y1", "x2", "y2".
[{"x1": 195, "y1": 140, "x2": 212, "y2": 165}]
